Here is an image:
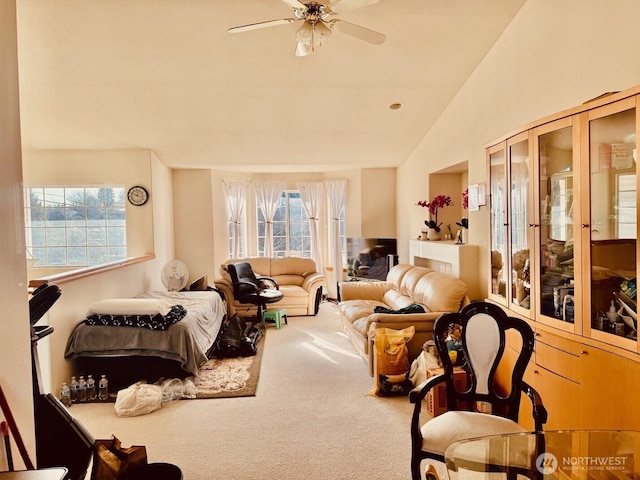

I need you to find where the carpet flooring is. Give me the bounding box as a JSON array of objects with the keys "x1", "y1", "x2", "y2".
[{"x1": 71, "y1": 302, "x2": 438, "y2": 480}]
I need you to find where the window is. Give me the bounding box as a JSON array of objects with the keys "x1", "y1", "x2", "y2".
[
  {"x1": 227, "y1": 217, "x2": 246, "y2": 258},
  {"x1": 25, "y1": 186, "x2": 127, "y2": 267},
  {"x1": 257, "y1": 191, "x2": 311, "y2": 257},
  {"x1": 617, "y1": 173, "x2": 637, "y2": 238}
]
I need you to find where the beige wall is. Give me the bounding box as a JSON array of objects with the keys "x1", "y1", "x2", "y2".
[
  {"x1": 0, "y1": 0, "x2": 36, "y2": 465},
  {"x1": 397, "y1": 0, "x2": 640, "y2": 300},
  {"x1": 360, "y1": 168, "x2": 396, "y2": 239},
  {"x1": 172, "y1": 169, "x2": 216, "y2": 284}
]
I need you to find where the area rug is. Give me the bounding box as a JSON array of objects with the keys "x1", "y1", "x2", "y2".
[{"x1": 190, "y1": 334, "x2": 265, "y2": 399}]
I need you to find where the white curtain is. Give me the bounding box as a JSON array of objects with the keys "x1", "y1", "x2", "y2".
[
  {"x1": 297, "y1": 182, "x2": 324, "y2": 272},
  {"x1": 223, "y1": 181, "x2": 248, "y2": 259},
  {"x1": 325, "y1": 180, "x2": 347, "y2": 283},
  {"x1": 253, "y1": 181, "x2": 285, "y2": 257}
]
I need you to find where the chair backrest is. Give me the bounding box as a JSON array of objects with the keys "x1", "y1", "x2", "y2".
[
  {"x1": 227, "y1": 262, "x2": 260, "y2": 299},
  {"x1": 433, "y1": 302, "x2": 534, "y2": 422}
]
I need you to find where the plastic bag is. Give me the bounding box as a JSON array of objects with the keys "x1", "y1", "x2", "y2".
[
  {"x1": 114, "y1": 382, "x2": 163, "y2": 417},
  {"x1": 155, "y1": 377, "x2": 197, "y2": 403},
  {"x1": 409, "y1": 339, "x2": 442, "y2": 386},
  {"x1": 368, "y1": 326, "x2": 415, "y2": 396}
]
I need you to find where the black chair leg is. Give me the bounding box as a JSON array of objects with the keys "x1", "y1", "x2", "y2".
[{"x1": 411, "y1": 459, "x2": 422, "y2": 480}]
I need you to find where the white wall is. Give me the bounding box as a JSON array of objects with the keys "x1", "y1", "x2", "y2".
[
  {"x1": 0, "y1": 0, "x2": 36, "y2": 466},
  {"x1": 397, "y1": 0, "x2": 640, "y2": 300}
]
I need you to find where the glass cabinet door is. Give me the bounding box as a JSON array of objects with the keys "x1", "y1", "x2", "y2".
[
  {"x1": 488, "y1": 144, "x2": 508, "y2": 305},
  {"x1": 507, "y1": 133, "x2": 532, "y2": 316},
  {"x1": 587, "y1": 100, "x2": 637, "y2": 347},
  {"x1": 535, "y1": 118, "x2": 579, "y2": 331}
]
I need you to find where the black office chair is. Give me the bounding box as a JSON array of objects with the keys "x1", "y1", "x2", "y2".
[
  {"x1": 409, "y1": 302, "x2": 547, "y2": 480},
  {"x1": 227, "y1": 262, "x2": 283, "y2": 323}
]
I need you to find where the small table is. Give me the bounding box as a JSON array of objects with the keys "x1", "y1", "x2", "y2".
[
  {"x1": 0, "y1": 468, "x2": 68, "y2": 480},
  {"x1": 444, "y1": 430, "x2": 640, "y2": 480}
]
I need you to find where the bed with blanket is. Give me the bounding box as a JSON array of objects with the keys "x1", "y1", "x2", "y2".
[{"x1": 65, "y1": 290, "x2": 226, "y2": 389}]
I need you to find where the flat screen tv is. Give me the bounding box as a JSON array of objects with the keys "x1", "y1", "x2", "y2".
[{"x1": 346, "y1": 238, "x2": 398, "y2": 281}]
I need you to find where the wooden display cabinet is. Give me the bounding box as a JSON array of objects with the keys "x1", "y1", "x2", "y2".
[{"x1": 488, "y1": 84, "x2": 640, "y2": 430}]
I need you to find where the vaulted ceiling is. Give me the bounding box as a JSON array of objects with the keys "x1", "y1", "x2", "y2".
[{"x1": 16, "y1": 0, "x2": 526, "y2": 172}]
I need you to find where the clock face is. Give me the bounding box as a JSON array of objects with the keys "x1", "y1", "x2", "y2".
[{"x1": 127, "y1": 185, "x2": 149, "y2": 206}]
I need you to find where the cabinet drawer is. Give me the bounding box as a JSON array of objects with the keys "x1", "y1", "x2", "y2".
[
  {"x1": 534, "y1": 329, "x2": 582, "y2": 355},
  {"x1": 534, "y1": 342, "x2": 581, "y2": 383}
]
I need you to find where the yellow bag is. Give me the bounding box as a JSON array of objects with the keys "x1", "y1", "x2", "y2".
[{"x1": 368, "y1": 326, "x2": 415, "y2": 396}]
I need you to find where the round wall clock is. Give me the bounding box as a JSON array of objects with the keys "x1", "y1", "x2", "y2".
[{"x1": 127, "y1": 185, "x2": 149, "y2": 206}]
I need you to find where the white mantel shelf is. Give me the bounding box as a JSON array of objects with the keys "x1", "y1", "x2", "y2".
[{"x1": 409, "y1": 239, "x2": 480, "y2": 301}]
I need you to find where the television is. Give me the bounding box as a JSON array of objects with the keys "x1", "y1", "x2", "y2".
[{"x1": 346, "y1": 238, "x2": 398, "y2": 281}]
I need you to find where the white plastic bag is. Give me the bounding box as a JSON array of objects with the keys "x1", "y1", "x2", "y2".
[{"x1": 114, "y1": 382, "x2": 163, "y2": 417}]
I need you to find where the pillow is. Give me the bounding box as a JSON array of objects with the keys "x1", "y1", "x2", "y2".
[
  {"x1": 88, "y1": 298, "x2": 171, "y2": 316},
  {"x1": 190, "y1": 275, "x2": 208, "y2": 291}
]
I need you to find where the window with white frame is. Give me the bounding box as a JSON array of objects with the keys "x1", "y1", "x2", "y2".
[
  {"x1": 24, "y1": 186, "x2": 127, "y2": 267},
  {"x1": 227, "y1": 216, "x2": 246, "y2": 258},
  {"x1": 617, "y1": 173, "x2": 637, "y2": 238},
  {"x1": 257, "y1": 191, "x2": 311, "y2": 257}
]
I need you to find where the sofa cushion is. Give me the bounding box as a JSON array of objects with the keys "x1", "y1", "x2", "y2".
[
  {"x1": 381, "y1": 290, "x2": 417, "y2": 311},
  {"x1": 399, "y1": 266, "x2": 432, "y2": 297},
  {"x1": 271, "y1": 274, "x2": 304, "y2": 287},
  {"x1": 271, "y1": 257, "x2": 317, "y2": 276},
  {"x1": 338, "y1": 299, "x2": 386, "y2": 325},
  {"x1": 413, "y1": 271, "x2": 468, "y2": 313}
]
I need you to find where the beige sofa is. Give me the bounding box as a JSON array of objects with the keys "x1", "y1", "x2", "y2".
[
  {"x1": 338, "y1": 264, "x2": 469, "y2": 375},
  {"x1": 215, "y1": 257, "x2": 325, "y2": 318}
]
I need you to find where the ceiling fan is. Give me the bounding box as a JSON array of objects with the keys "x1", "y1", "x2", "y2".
[{"x1": 228, "y1": 0, "x2": 386, "y2": 57}]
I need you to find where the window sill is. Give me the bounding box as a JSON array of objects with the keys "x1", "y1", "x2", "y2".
[{"x1": 28, "y1": 253, "x2": 156, "y2": 288}]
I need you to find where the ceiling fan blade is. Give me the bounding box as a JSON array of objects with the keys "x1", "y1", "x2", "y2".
[
  {"x1": 280, "y1": 0, "x2": 308, "y2": 9},
  {"x1": 334, "y1": 19, "x2": 386, "y2": 45},
  {"x1": 327, "y1": 0, "x2": 379, "y2": 13},
  {"x1": 228, "y1": 18, "x2": 298, "y2": 34}
]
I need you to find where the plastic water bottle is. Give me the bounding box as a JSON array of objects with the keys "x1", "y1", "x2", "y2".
[
  {"x1": 60, "y1": 382, "x2": 72, "y2": 408},
  {"x1": 77, "y1": 376, "x2": 87, "y2": 402},
  {"x1": 70, "y1": 376, "x2": 78, "y2": 403},
  {"x1": 98, "y1": 375, "x2": 109, "y2": 401},
  {"x1": 86, "y1": 374, "x2": 96, "y2": 401}
]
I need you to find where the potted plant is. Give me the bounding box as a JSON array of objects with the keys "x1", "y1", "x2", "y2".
[{"x1": 417, "y1": 194, "x2": 453, "y2": 240}]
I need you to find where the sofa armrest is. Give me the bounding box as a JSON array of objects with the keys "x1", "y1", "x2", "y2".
[
  {"x1": 338, "y1": 281, "x2": 395, "y2": 302},
  {"x1": 213, "y1": 278, "x2": 235, "y2": 315},
  {"x1": 301, "y1": 272, "x2": 325, "y2": 292}
]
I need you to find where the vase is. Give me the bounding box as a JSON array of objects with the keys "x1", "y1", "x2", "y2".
[
  {"x1": 462, "y1": 229, "x2": 468, "y2": 244},
  {"x1": 427, "y1": 228, "x2": 441, "y2": 241}
]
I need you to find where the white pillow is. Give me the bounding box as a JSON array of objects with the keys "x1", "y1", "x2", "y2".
[{"x1": 88, "y1": 298, "x2": 171, "y2": 316}]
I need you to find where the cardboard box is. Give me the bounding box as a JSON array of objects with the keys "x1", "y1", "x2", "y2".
[{"x1": 426, "y1": 367, "x2": 468, "y2": 417}]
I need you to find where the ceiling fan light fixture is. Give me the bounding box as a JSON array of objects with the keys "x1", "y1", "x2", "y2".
[
  {"x1": 295, "y1": 41, "x2": 313, "y2": 57},
  {"x1": 313, "y1": 20, "x2": 332, "y2": 46},
  {"x1": 296, "y1": 20, "x2": 313, "y2": 45}
]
